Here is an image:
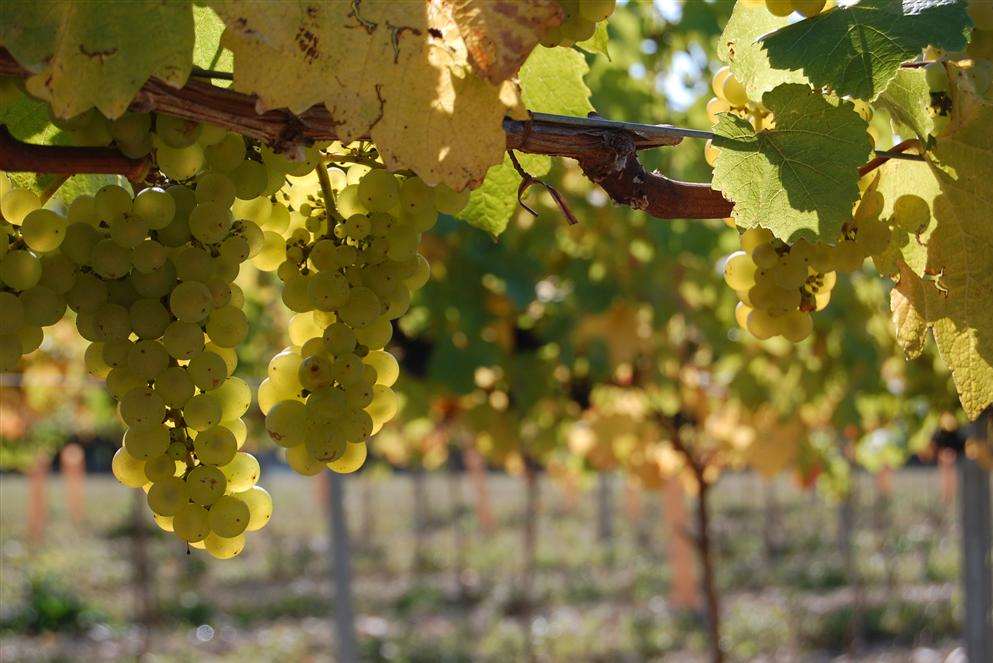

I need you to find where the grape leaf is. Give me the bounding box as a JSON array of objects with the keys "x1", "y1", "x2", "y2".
[
  {"x1": 716, "y1": 0, "x2": 806, "y2": 102},
  {"x1": 192, "y1": 5, "x2": 232, "y2": 87},
  {"x1": 921, "y1": 101, "x2": 993, "y2": 419},
  {"x1": 711, "y1": 84, "x2": 873, "y2": 243},
  {"x1": 577, "y1": 22, "x2": 611, "y2": 60},
  {"x1": 460, "y1": 46, "x2": 593, "y2": 236},
  {"x1": 760, "y1": 0, "x2": 972, "y2": 101},
  {"x1": 209, "y1": 0, "x2": 521, "y2": 191},
  {"x1": 890, "y1": 262, "x2": 929, "y2": 359},
  {"x1": 876, "y1": 68, "x2": 933, "y2": 141},
  {"x1": 873, "y1": 158, "x2": 938, "y2": 277},
  {"x1": 442, "y1": 0, "x2": 563, "y2": 83},
  {"x1": 0, "y1": 0, "x2": 195, "y2": 118}
]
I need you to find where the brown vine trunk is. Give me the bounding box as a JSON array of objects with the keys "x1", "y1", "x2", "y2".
[
  {"x1": 130, "y1": 490, "x2": 155, "y2": 657},
  {"x1": 27, "y1": 454, "x2": 48, "y2": 546},
  {"x1": 521, "y1": 463, "x2": 541, "y2": 663},
  {"x1": 60, "y1": 444, "x2": 86, "y2": 526},
  {"x1": 694, "y1": 480, "x2": 724, "y2": 663},
  {"x1": 662, "y1": 479, "x2": 699, "y2": 610}
]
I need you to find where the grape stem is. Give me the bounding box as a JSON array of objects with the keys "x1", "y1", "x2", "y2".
[
  {"x1": 506, "y1": 149, "x2": 579, "y2": 225},
  {"x1": 314, "y1": 157, "x2": 345, "y2": 225},
  {"x1": 0, "y1": 48, "x2": 926, "y2": 221}
]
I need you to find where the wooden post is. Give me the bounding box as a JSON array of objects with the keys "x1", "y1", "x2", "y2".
[
  {"x1": 328, "y1": 473, "x2": 358, "y2": 663},
  {"x1": 27, "y1": 453, "x2": 48, "y2": 545},
  {"x1": 596, "y1": 471, "x2": 614, "y2": 563},
  {"x1": 961, "y1": 412, "x2": 993, "y2": 663},
  {"x1": 60, "y1": 443, "x2": 86, "y2": 526},
  {"x1": 662, "y1": 479, "x2": 699, "y2": 610},
  {"x1": 939, "y1": 447, "x2": 958, "y2": 505},
  {"x1": 694, "y1": 479, "x2": 724, "y2": 663},
  {"x1": 411, "y1": 466, "x2": 428, "y2": 574},
  {"x1": 448, "y1": 460, "x2": 467, "y2": 598},
  {"x1": 521, "y1": 461, "x2": 541, "y2": 663},
  {"x1": 462, "y1": 445, "x2": 495, "y2": 534}
]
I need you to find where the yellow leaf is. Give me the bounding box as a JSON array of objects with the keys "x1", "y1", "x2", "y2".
[
  {"x1": 209, "y1": 0, "x2": 520, "y2": 190},
  {"x1": 442, "y1": 0, "x2": 563, "y2": 84},
  {"x1": 890, "y1": 262, "x2": 929, "y2": 359}
]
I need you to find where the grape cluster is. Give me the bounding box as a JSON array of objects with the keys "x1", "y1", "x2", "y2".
[
  {"x1": 258, "y1": 155, "x2": 463, "y2": 476},
  {"x1": 0, "y1": 181, "x2": 70, "y2": 370},
  {"x1": 724, "y1": 187, "x2": 891, "y2": 342},
  {"x1": 541, "y1": 0, "x2": 616, "y2": 47}
]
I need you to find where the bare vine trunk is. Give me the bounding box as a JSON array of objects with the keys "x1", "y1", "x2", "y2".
[
  {"x1": 662, "y1": 479, "x2": 699, "y2": 610},
  {"x1": 130, "y1": 491, "x2": 154, "y2": 658},
  {"x1": 694, "y1": 480, "x2": 724, "y2": 663},
  {"x1": 462, "y1": 444, "x2": 495, "y2": 534},
  {"x1": 521, "y1": 463, "x2": 541, "y2": 663},
  {"x1": 60, "y1": 443, "x2": 86, "y2": 526}
]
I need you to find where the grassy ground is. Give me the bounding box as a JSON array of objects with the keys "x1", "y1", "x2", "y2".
[{"x1": 0, "y1": 466, "x2": 966, "y2": 662}]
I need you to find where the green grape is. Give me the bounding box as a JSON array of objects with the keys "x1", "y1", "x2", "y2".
[
  {"x1": 123, "y1": 424, "x2": 170, "y2": 460},
  {"x1": 106, "y1": 278, "x2": 139, "y2": 308},
  {"x1": 366, "y1": 385, "x2": 398, "y2": 433},
  {"x1": 1, "y1": 188, "x2": 41, "y2": 225},
  {"x1": 197, "y1": 123, "x2": 227, "y2": 147},
  {"x1": 0, "y1": 292, "x2": 23, "y2": 334},
  {"x1": 171, "y1": 246, "x2": 213, "y2": 283},
  {"x1": 298, "y1": 353, "x2": 334, "y2": 390},
  {"x1": 17, "y1": 324, "x2": 41, "y2": 354},
  {"x1": 127, "y1": 339, "x2": 170, "y2": 380},
  {"x1": 204, "y1": 133, "x2": 246, "y2": 172},
  {"x1": 93, "y1": 302, "x2": 132, "y2": 340},
  {"x1": 105, "y1": 365, "x2": 144, "y2": 400},
  {"x1": 781, "y1": 310, "x2": 814, "y2": 342},
  {"x1": 173, "y1": 503, "x2": 211, "y2": 543},
  {"x1": 386, "y1": 226, "x2": 419, "y2": 261},
  {"x1": 195, "y1": 172, "x2": 236, "y2": 208},
  {"x1": 206, "y1": 341, "x2": 238, "y2": 374},
  {"x1": 40, "y1": 251, "x2": 79, "y2": 295},
  {"x1": 745, "y1": 308, "x2": 781, "y2": 340},
  {"x1": 156, "y1": 115, "x2": 201, "y2": 148},
  {"x1": 344, "y1": 381, "x2": 374, "y2": 410},
  {"x1": 214, "y1": 377, "x2": 252, "y2": 420},
  {"x1": 322, "y1": 322, "x2": 357, "y2": 356},
  {"x1": 112, "y1": 113, "x2": 154, "y2": 157},
  {"x1": 147, "y1": 476, "x2": 186, "y2": 516},
  {"x1": 188, "y1": 202, "x2": 233, "y2": 246},
  {"x1": 307, "y1": 386, "x2": 347, "y2": 418},
  {"x1": 363, "y1": 350, "x2": 399, "y2": 387},
  {"x1": 163, "y1": 320, "x2": 205, "y2": 359},
  {"x1": 0, "y1": 333, "x2": 20, "y2": 370},
  {"x1": 94, "y1": 185, "x2": 132, "y2": 222},
  {"x1": 286, "y1": 443, "x2": 324, "y2": 476},
  {"x1": 338, "y1": 287, "x2": 380, "y2": 328},
  {"x1": 748, "y1": 282, "x2": 800, "y2": 315},
  {"x1": 221, "y1": 418, "x2": 248, "y2": 448},
  {"x1": 189, "y1": 350, "x2": 229, "y2": 391},
  {"x1": 204, "y1": 531, "x2": 245, "y2": 559},
  {"x1": 64, "y1": 273, "x2": 107, "y2": 313},
  {"x1": 280, "y1": 272, "x2": 312, "y2": 313},
  {"x1": 155, "y1": 365, "x2": 195, "y2": 408},
  {"x1": 112, "y1": 448, "x2": 147, "y2": 488},
  {"x1": 131, "y1": 262, "x2": 178, "y2": 299},
  {"x1": 327, "y1": 442, "x2": 367, "y2": 474},
  {"x1": 85, "y1": 342, "x2": 111, "y2": 378},
  {"x1": 228, "y1": 283, "x2": 245, "y2": 309},
  {"x1": 19, "y1": 286, "x2": 65, "y2": 327},
  {"x1": 152, "y1": 513, "x2": 174, "y2": 532},
  {"x1": 144, "y1": 454, "x2": 180, "y2": 483},
  {"x1": 21, "y1": 209, "x2": 66, "y2": 252},
  {"x1": 734, "y1": 301, "x2": 752, "y2": 330},
  {"x1": 723, "y1": 251, "x2": 757, "y2": 290},
  {"x1": 66, "y1": 195, "x2": 100, "y2": 227},
  {"x1": 578, "y1": 0, "x2": 615, "y2": 21},
  {"x1": 74, "y1": 310, "x2": 103, "y2": 343},
  {"x1": 305, "y1": 423, "x2": 347, "y2": 462},
  {"x1": 128, "y1": 298, "x2": 169, "y2": 339},
  {"x1": 157, "y1": 215, "x2": 192, "y2": 247},
  {"x1": 256, "y1": 378, "x2": 279, "y2": 415},
  {"x1": 166, "y1": 438, "x2": 188, "y2": 460},
  {"x1": 107, "y1": 215, "x2": 147, "y2": 250},
  {"x1": 205, "y1": 305, "x2": 248, "y2": 348},
  {"x1": 265, "y1": 399, "x2": 308, "y2": 447},
  {"x1": 231, "y1": 160, "x2": 268, "y2": 200},
  {"x1": 234, "y1": 486, "x2": 272, "y2": 531},
  {"x1": 765, "y1": 0, "x2": 795, "y2": 18},
  {"x1": 120, "y1": 387, "x2": 167, "y2": 429},
  {"x1": 185, "y1": 393, "x2": 222, "y2": 431},
  {"x1": 740, "y1": 227, "x2": 774, "y2": 253},
  {"x1": 207, "y1": 495, "x2": 251, "y2": 537},
  {"x1": 193, "y1": 426, "x2": 237, "y2": 466},
  {"x1": 205, "y1": 277, "x2": 232, "y2": 309},
  {"x1": 267, "y1": 348, "x2": 304, "y2": 390},
  {"x1": 169, "y1": 281, "x2": 212, "y2": 323},
  {"x1": 403, "y1": 254, "x2": 431, "y2": 291},
  {"x1": 132, "y1": 239, "x2": 167, "y2": 273},
  {"x1": 155, "y1": 141, "x2": 205, "y2": 180},
  {"x1": 331, "y1": 353, "x2": 362, "y2": 386},
  {"x1": 772, "y1": 255, "x2": 808, "y2": 289},
  {"x1": 382, "y1": 286, "x2": 410, "y2": 320},
  {"x1": 750, "y1": 242, "x2": 779, "y2": 269},
  {"x1": 221, "y1": 452, "x2": 262, "y2": 493},
  {"x1": 433, "y1": 184, "x2": 470, "y2": 215},
  {"x1": 218, "y1": 235, "x2": 249, "y2": 266},
  {"x1": 184, "y1": 465, "x2": 226, "y2": 507},
  {"x1": 354, "y1": 316, "x2": 390, "y2": 350},
  {"x1": 91, "y1": 239, "x2": 131, "y2": 280},
  {"x1": 306, "y1": 271, "x2": 350, "y2": 311},
  {"x1": 252, "y1": 231, "x2": 286, "y2": 271},
  {"x1": 300, "y1": 336, "x2": 326, "y2": 357},
  {"x1": 288, "y1": 312, "x2": 323, "y2": 347},
  {"x1": 232, "y1": 196, "x2": 272, "y2": 226},
  {"x1": 102, "y1": 339, "x2": 133, "y2": 368},
  {"x1": 2, "y1": 250, "x2": 42, "y2": 290}
]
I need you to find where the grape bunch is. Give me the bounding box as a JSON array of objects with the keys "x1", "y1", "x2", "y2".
[
  {"x1": 257, "y1": 154, "x2": 464, "y2": 476},
  {"x1": 0, "y1": 181, "x2": 71, "y2": 371},
  {"x1": 541, "y1": 0, "x2": 616, "y2": 47},
  {"x1": 724, "y1": 185, "x2": 891, "y2": 342}
]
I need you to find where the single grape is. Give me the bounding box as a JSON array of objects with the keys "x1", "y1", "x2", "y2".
[
  {"x1": 193, "y1": 425, "x2": 238, "y2": 466},
  {"x1": 112, "y1": 448, "x2": 147, "y2": 488},
  {"x1": 234, "y1": 486, "x2": 272, "y2": 531},
  {"x1": 147, "y1": 476, "x2": 186, "y2": 516},
  {"x1": 173, "y1": 503, "x2": 211, "y2": 543},
  {"x1": 185, "y1": 465, "x2": 227, "y2": 506}
]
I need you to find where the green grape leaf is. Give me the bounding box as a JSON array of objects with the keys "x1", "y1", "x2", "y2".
[
  {"x1": 0, "y1": 0, "x2": 195, "y2": 118},
  {"x1": 711, "y1": 84, "x2": 873, "y2": 243},
  {"x1": 577, "y1": 22, "x2": 611, "y2": 60},
  {"x1": 459, "y1": 46, "x2": 592, "y2": 236},
  {"x1": 760, "y1": 0, "x2": 972, "y2": 101},
  {"x1": 876, "y1": 68, "x2": 933, "y2": 141},
  {"x1": 717, "y1": 0, "x2": 806, "y2": 102},
  {"x1": 192, "y1": 5, "x2": 232, "y2": 87},
  {"x1": 442, "y1": 0, "x2": 563, "y2": 83},
  {"x1": 890, "y1": 262, "x2": 930, "y2": 359},
  {"x1": 208, "y1": 0, "x2": 524, "y2": 191},
  {"x1": 921, "y1": 101, "x2": 993, "y2": 419},
  {"x1": 873, "y1": 158, "x2": 938, "y2": 277}
]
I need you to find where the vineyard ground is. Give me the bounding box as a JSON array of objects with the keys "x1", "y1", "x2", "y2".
[{"x1": 0, "y1": 468, "x2": 967, "y2": 662}]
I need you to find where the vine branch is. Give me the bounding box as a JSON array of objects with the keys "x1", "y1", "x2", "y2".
[{"x1": 0, "y1": 49, "x2": 923, "y2": 221}]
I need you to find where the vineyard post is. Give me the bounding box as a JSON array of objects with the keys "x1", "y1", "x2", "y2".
[
  {"x1": 411, "y1": 465, "x2": 428, "y2": 575},
  {"x1": 521, "y1": 458, "x2": 541, "y2": 663},
  {"x1": 26, "y1": 454, "x2": 48, "y2": 545},
  {"x1": 447, "y1": 451, "x2": 468, "y2": 599},
  {"x1": 961, "y1": 412, "x2": 993, "y2": 663},
  {"x1": 328, "y1": 472, "x2": 358, "y2": 663}
]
